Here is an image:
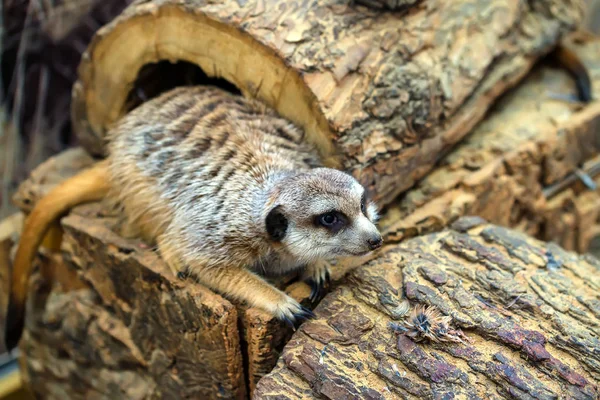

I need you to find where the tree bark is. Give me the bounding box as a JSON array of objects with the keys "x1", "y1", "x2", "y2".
[
  {"x1": 380, "y1": 33, "x2": 600, "y2": 254},
  {"x1": 71, "y1": 0, "x2": 584, "y2": 206},
  {"x1": 18, "y1": 203, "x2": 246, "y2": 399},
  {"x1": 254, "y1": 217, "x2": 600, "y2": 399}
]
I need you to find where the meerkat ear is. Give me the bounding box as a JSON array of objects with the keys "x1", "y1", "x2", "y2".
[{"x1": 266, "y1": 205, "x2": 288, "y2": 242}]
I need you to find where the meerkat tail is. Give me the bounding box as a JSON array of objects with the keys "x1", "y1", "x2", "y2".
[
  {"x1": 5, "y1": 161, "x2": 110, "y2": 351},
  {"x1": 551, "y1": 43, "x2": 593, "y2": 103}
]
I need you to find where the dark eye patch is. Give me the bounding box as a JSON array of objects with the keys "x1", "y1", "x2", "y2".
[
  {"x1": 360, "y1": 192, "x2": 366, "y2": 215},
  {"x1": 266, "y1": 206, "x2": 288, "y2": 242},
  {"x1": 314, "y1": 210, "x2": 348, "y2": 233}
]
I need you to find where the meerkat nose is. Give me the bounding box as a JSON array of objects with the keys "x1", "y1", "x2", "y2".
[{"x1": 367, "y1": 235, "x2": 383, "y2": 250}]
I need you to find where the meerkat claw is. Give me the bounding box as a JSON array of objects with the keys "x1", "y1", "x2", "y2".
[
  {"x1": 298, "y1": 305, "x2": 316, "y2": 321},
  {"x1": 293, "y1": 306, "x2": 316, "y2": 329},
  {"x1": 308, "y1": 279, "x2": 322, "y2": 302},
  {"x1": 303, "y1": 261, "x2": 331, "y2": 303},
  {"x1": 280, "y1": 305, "x2": 316, "y2": 330},
  {"x1": 281, "y1": 315, "x2": 296, "y2": 330}
]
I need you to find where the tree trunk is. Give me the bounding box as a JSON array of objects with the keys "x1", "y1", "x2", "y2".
[
  {"x1": 380, "y1": 32, "x2": 600, "y2": 254},
  {"x1": 70, "y1": 0, "x2": 583, "y2": 206},
  {"x1": 254, "y1": 217, "x2": 600, "y2": 399}
]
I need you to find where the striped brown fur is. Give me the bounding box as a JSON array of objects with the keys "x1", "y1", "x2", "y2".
[{"x1": 6, "y1": 85, "x2": 382, "y2": 349}]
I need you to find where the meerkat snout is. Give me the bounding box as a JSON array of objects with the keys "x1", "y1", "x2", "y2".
[
  {"x1": 352, "y1": 213, "x2": 383, "y2": 254},
  {"x1": 367, "y1": 233, "x2": 383, "y2": 250}
]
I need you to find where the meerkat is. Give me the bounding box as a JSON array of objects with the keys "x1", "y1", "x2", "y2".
[{"x1": 5, "y1": 85, "x2": 383, "y2": 350}]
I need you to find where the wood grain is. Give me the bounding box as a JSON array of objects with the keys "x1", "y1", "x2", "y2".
[
  {"x1": 380, "y1": 33, "x2": 600, "y2": 254},
  {"x1": 17, "y1": 204, "x2": 246, "y2": 399},
  {"x1": 255, "y1": 218, "x2": 600, "y2": 399},
  {"x1": 71, "y1": 0, "x2": 584, "y2": 206}
]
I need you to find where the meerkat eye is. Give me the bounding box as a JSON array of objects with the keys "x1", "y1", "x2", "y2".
[
  {"x1": 319, "y1": 212, "x2": 337, "y2": 226},
  {"x1": 316, "y1": 211, "x2": 347, "y2": 233},
  {"x1": 360, "y1": 194, "x2": 366, "y2": 215}
]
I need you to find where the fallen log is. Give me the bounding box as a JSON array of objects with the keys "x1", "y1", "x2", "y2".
[
  {"x1": 380, "y1": 32, "x2": 600, "y2": 253},
  {"x1": 71, "y1": 0, "x2": 584, "y2": 206},
  {"x1": 254, "y1": 218, "x2": 600, "y2": 399}
]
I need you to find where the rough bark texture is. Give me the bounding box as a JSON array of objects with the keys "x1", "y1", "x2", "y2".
[
  {"x1": 17, "y1": 203, "x2": 246, "y2": 399},
  {"x1": 380, "y1": 33, "x2": 600, "y2": 253},
  {"x1": 71, "y1": 0, "x2": 584, "y2": 206},
  {"x1": 254, "y1": 218, "x2": 600, "y2": 399}
]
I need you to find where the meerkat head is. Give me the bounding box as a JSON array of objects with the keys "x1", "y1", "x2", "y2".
[{"x1": 264, "y1": 168, "x2": 382, "y2": 263}]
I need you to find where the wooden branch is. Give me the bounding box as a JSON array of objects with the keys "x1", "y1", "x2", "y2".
[
  {"x1": 254, "y1": 218, "x2": 600, "y2": 398},
  {"x1": 71, "y1": 0, "x2": 584, "y2": 206},
  {"x1": 380, "y1": 33, "x2": 600, "y2": 253},
  {"x1": 542, "y1": 158, "x2": 600, "y2": 199}
]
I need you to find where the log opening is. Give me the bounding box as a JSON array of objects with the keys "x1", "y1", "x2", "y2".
[
  {"x1": 123, "y1": 60, "x2": 242, "y2": 113},
  {"x1": 72, "y1": 4, "x2": 337, "y2": 166}
]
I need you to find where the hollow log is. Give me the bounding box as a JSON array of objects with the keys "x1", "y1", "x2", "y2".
[
  {"x1": 380, "y1": 32, "x2": 600, "y2": 253},
  {"x1": 71, "y1": 0, "x2": 584, "y2": 206},
  {"x1": 254, "y1": 218, "x2": 600, "y2": 399}
]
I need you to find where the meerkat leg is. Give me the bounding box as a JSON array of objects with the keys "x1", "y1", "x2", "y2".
[
  {"x1": 156, "y1": 234, "x2": 187, "y2": 277},
  {"x1": 118, "y1": 219, "x2": 141, "y2": 239},
  {"x1": 189, "y1": 264, "x2": 315, "y2": 326},
  {"x1": 301, "y1": 260, "x2": 332, "y2": 303},
  {"x1": 156, "y1": 237, "x2": 314, "y2": 325}
]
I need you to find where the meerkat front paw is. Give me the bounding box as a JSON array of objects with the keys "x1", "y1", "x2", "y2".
[
  {"x1": 302, "y1": 260, "x2": 332, "y2": 303},
  {"x1": 274, "y1": 295, "x2": 316, "y2": 329}
]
